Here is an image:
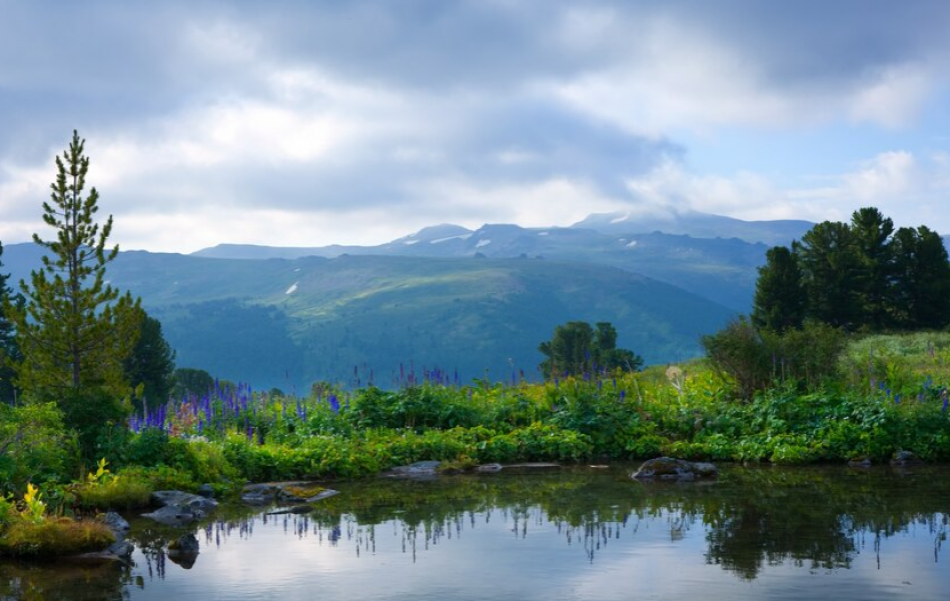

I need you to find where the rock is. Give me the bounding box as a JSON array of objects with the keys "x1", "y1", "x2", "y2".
[
  {"x1": 100, "y1": 511, "x2": 130, "y2": 532},
  {"x1": 168, "y1": 533, "x2": 200, "y2": 555},
  {"x1": 890, "y1": 451, "x2": 924, "y2": 467},
  {"x1": 848, "y1": 457, "x2": 872, "y2": 468},
  {"x1": 241, "y1": 482, "x2": 337, "y2": 505},
  {"x1": 197, "y1": 484, "x2": 216, "y2": 498},
  {"x1": 382, "y1": 461, "x2": 443, "y2": 479},
  {"x1": 631, "y1": 457, "x2": 718, "y2": 481},
  {"x1": 151, "y1": 490, "x2": 218, "y2": 513},
  {"x1": 142, "y1": 504, "x2": 202, "y2": 527},
  {"x1": 106, "y1": 540, "x2": 134, "y2": 560},
  {"x1": 475, "y1": 463, "x2": 503, "y2": 473}
]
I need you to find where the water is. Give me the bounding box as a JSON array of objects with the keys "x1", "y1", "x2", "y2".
[{"x1": 2, "y1": 465, "x2": 948, "y2": 600}]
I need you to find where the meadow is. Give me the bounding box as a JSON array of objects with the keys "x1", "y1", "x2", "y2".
[{"x1": 3, "y1": 331, "x2": 950, "y2": 556}]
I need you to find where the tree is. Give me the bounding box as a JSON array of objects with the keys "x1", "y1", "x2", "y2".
[
  {"x1": 891, "y1": 226, "x2": 950, "y2": 329},
  {"x1": 794, "y1": 221, "x2": 862, "y2": 329},
  {"x1": 124, "y1": 312, "x2": 176, "y2": 407},
  {"x1": 171, "y1": 367, "x2": 215, "y2": 399},
  {"x1": 539, "y1": 321, "x2": 642, "y2": 378},
  {"x1": 0, "y1": 241, "x2": 25, "y2": 404},
  {"x1": 849, "y1": 207, "x2": 895, "y2": 329},
  {"x1": 4, "y1": 130, "x2": 141, "y2": 401},
  {"x1": 752, "y1": 246, "x2": 805, "y2": 333}
]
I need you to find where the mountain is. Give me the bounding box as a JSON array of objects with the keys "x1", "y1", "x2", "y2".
[
  {"x1": 2, "y1": 244, "x2": 734, "y2": 392},
  {"x1": 195, "y1": 220, "x2": 776, "y2": 311},
  {"x1": 571, "y1": 210, "x2": 813, "y2": 246}
]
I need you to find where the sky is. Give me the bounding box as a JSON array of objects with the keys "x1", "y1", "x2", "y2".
[{"x1": 1, "y1": 0, "x2": 950, "y2": 254}]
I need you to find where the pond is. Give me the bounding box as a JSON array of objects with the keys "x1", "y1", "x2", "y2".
[{"x1": 2, "y1": 465, "x2": 948, "y2": 600}]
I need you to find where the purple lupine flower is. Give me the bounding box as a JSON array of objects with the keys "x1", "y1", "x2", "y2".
[{"x1": 329, "y1": 394, "x2": 340, "y2": 413}]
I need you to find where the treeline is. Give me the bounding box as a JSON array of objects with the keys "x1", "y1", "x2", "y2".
[
  {"x1": 753, "y1": 207, "x2": 950, "y2": 333},
  {"x1": 704, "y1": 207, "x2": 950, "y2": 399}
]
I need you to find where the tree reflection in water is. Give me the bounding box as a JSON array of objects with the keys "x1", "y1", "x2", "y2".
[{"x1": 2, "y1": 465, "x2": 948, "y2": 599}]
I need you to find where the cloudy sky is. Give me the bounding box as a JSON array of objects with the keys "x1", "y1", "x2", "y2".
[{"x1": 2, "y1": 0, "x2": 949, "y2": 253}]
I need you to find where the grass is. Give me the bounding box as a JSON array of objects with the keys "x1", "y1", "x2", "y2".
[{"x1": 0, "y1": 518, "x2": 115, "y2": 558}]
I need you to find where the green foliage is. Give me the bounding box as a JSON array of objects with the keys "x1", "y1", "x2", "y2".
[
  {"x1": 0, "y1": 518, "x2": 115, "y2": 558},
  {"x1": 171, "y1": 367, "x2": 215, "y2": 398},
  {"x1": 124, "y1": 312, "x2": 176, "y2": 407},
  {"x1": 5, "y1": 131, "x2": 142, "y2": 400},
  {"x1": 539, "y1": 321, "x2": 643, "y2": 378},
  {"x1": 701, "y1": 317, "x2": 771, "y2": 400},
  {"x1": 0, "y1": 402, "x2": 76, "y2": 493},
  {"x1": 890, "y1": 225, "x2": 950, "y2": 329},
  {"x1": 752, "y1": 245, "x2": 805, "y2": 333},
  {"x1": 0, "y1": 240, "x2": 25, "y2": 404},
  {"x1": 758, "y1": 207, "x2": 950, "y2": 334}
]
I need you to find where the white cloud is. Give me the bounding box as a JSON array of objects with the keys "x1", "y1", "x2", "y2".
[
  {"x1": 849, "y1": 64, "x2": 932, "y2": 128},
  {"x1": 619, "y1": 151, "x2": 950, "y2": 233}
]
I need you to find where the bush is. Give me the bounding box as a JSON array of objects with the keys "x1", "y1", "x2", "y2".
[{"x1": 0, "y1": 402, "x2": 77, "y2": 492}]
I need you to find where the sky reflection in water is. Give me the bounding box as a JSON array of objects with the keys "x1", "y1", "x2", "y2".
[{"x1": 2, "y1": 465, "x2": 948, "y2": 601}]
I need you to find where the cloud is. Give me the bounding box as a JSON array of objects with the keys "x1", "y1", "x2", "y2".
[
  {"x1": 620, "y1": 150, "x2": 950, "y2": 233},
  {"x1": 3, "y1": 1, "x2": 950, "y2": 252}
]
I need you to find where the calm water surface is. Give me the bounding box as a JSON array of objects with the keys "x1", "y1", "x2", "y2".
[{"x1": 2, "y1": 465, "x2": 948, "y2": 600}]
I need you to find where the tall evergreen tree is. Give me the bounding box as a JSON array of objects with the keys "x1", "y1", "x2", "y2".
[
  {"x1": 850, "y1": 207, "x2": 895, "y2": 328},
  {"x1": 794, "y1": 221, "x2": 862, "y2": 329},
  {"x1": 891, "y1": 226, "x2": 950, "y2": 329},
  {"x1": 752, "y1": 246, "x2": 806, "y2": 333},
  {"x1": 4, "y1": 130, "x2": 141, "y2": 400}
]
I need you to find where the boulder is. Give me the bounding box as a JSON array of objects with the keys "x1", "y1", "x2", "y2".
[
  {"x1": 848, "y1": 457, "x2": 872, "y2": 468},
  {"x1": 100, "y1": 511, "x2": 130, "y2": 533},
  {"x1": 151, "y1": 490, "x2": 218, "y2": 513},
  {"x1": 631, "y1": 457, "x2": 717, "y2": 481},
  {"x1": 197, "y1": 484, "x2": 216, "y2": 498},
  {"x1": 166, "y1": 535, "x2": 200, "y2": 570},
  {"x1": 241, "y1": 482, "x2": 338, "y2": 505},
  {"x1": 142, "y1": 504, "x2": 202, "y2": 527},
  {"x1": 890, "y1": 451, "x2": 924, "y2": 467},
  {"x1": 168, "y1": 533, "x2": 200, "y2": 555}
]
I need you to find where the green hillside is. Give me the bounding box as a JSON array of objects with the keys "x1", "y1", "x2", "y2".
[{"x1": 4, "y1": 244, "x2": 733, "y2": 390}]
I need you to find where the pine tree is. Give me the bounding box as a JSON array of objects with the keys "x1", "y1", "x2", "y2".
[
  {"x1": 850, "y1": 207, "x2": 896, "y2": 329},
  {"x1": 4, "y1": 130, "x2": 141, "y2": 401},
  {"x1": 752, "y1": 246, "x2": 805, "y2": 333},
  {"x1": 891, "y1": 226, "x2": 950, "y2": 329},
  {"x1": 124, "y1": 312, "x2": 176, "y2": 406},
  {"x1": 794, "y1": 221, "x2": 862, "y2": 329}
]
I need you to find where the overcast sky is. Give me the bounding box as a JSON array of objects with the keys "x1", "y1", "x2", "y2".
[{"x1": 2, "y1": 0, "x2": 949, "y2": 253}]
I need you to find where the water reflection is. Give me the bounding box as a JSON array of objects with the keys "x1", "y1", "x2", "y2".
[{"x1": 2, "y1": 466, "x2": 949, "y2": 600}]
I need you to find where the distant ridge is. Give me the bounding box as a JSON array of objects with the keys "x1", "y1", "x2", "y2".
[{"x1": 571, "y1": 210, "x2": 812, "y2": 246}]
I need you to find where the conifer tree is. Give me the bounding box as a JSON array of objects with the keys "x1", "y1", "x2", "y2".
[
  {"x1": 793, "y1": 221, "x2": 862, "y2": 329},
  {"x1": 752, "y1": 246, "x2": 805, "y2": 333},
  {"x1": 891, "y1": 225, "x2": 950, "y2": 329},
  {"x1": 4, "y1": 130, "x2": 141, "y2": 401},
  {"x1": 124, "y1": 312, "x2": 176, "y2": 406},
  {"x1": 850, "y1": 207, "x2": 896, "y2": 329}
]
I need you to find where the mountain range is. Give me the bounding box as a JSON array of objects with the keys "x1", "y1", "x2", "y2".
[{"x1": 2, "y1": 210, "x2": 814, "y2": 391}]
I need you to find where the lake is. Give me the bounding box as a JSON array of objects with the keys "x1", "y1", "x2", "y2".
[{"x1": 2, "y1": 464, "x2": 948, "y2": 600}]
